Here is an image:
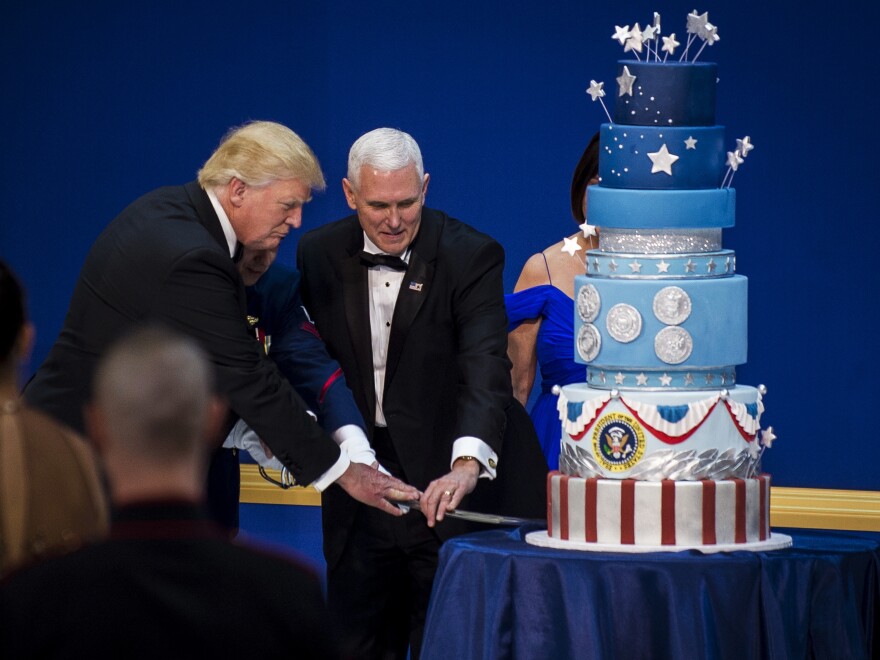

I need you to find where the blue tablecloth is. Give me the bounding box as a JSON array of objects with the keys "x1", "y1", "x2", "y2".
[{"x1": 422, "y1": 525, "x2": 880, "y2": 659}]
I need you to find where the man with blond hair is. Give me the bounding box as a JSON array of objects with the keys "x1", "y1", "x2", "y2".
[{"x1": 24, "y1": 120, "x2": 417, "y2": 530}]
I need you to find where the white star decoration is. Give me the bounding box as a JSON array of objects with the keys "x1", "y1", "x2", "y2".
[
  {"x1": 580, "y1": 221, "x2": 598, "y2": 239},
  {"x1": 659, "y1": 374, "x2": 672, "y2": 386},
  {"x1": 561, "y1": 236, "x2": 582, "y2": 257},
  {"x1": 586, "y1": 80, "x2": 605, "y2": 101},
  {"x1": 662, "y1": 33, "x2": 679, "y2": 56},
  {"x1": 656, "y1": 259, "x2": 670, "y2": 273},
  {"x1": 684, "y1": 136, "x2": 697, "y2": 149},
  {"x1": 686, "y1": 11, "x2": 709, "y2": 36},
  {"x1": 761, "y1": 427, "x2": 777, "y2": 448},
  {"x1": 615, "y1": 372, "x2": 626, "y2": 385},
  {"x1": 617, "y1": 65, "x2": 637, "y2": 96},
  {"x1": 736, "y1": 136, "x2": 755, "y2": 157},
  {"x1": 628, "y1": 260, "x2": 642, "y2": 273},
  {"x1": 636, "y1": 373, "x2": 649, "y2": 386},
  {"x1": 612, "y1": 25, "x2": 631, "y2": 45},
  {"x1": 624, "y1": 23, "x2": 644, "y2": 54},
  {"x1": 647, "y1": 143, "x2": 679, "y2": 175},
  {"x1": 726, "y1": 150, "x2": 744, "y2": 171}
]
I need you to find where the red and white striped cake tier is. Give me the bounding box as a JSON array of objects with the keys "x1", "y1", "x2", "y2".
[{"x1": 546, "y1": 471, "x2": 771, "y2": 548}]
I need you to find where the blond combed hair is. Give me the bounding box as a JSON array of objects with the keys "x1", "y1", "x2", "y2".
[{"x1": 198, "y1": 120, "x2": 326, "y2": 191}]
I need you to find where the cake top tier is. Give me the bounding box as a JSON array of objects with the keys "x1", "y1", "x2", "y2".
[{"x1": 614, "y1": 61, "x2": 717, "y2": 127}]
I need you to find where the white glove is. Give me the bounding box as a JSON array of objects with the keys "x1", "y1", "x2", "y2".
[{"x1": 223, "y1": 418, "x2": 285, "y2": 471}]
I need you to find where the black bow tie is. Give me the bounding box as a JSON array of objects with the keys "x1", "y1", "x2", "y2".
[{"x1": 360, "y1": 251, "x2": 408, "y2": 271}]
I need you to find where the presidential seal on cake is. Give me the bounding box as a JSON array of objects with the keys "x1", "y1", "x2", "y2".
[{"x1": 526, "y1": 11, "x2": 791, "y2": 553}]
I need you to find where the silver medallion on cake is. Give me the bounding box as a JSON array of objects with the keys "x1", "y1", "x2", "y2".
[
  {"x1": 654, "y1": 326, "x2": 693, "y2": 364},
  {"x1": 652, "y1": 286, "x2": 692, "y2": 325},
  {"x1": 605, "y1": 304, "x2": 642, "y2": 343},
  {"x1": 576, "y1": 323, "x2": 602, "y2": 362},
  {"x1": 577, "y1": 284, "x2": 601, "y2": 323}
]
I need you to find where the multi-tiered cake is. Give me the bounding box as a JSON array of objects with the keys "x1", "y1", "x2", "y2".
[{"x1": 526, "y1": 12, "x2": 790, "y2": 553}]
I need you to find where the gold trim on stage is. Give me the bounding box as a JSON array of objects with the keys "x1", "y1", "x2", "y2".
[{"x1": 239, "y1": 465, "x2": 880, "y2": 531}]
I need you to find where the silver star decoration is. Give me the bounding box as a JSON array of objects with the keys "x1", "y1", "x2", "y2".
[
  {"x1": 662, "y1": 33, "x2": 679, "y2": 55},
  {"x1": 580, "y1": 221, "x2": 598, "y2": 239},
  {"x1": 727, "y1": 150, "x2": 744, "y2": 171},
  {"x1": 636, "y1": 373, "x2": 649, "y2": 386},
  {"x1": 703, "y1": 22, "x2": 720, "y2": 44},
  {"x1": 614, "y1": 372, "x2": 626, "y2": 385},
  {"x1": 591, "y1": 258, "x2": 601, "y2": 273},
  {"x1": 561, "y1": 236, "x2": 582, "y2": 256},
  {"x1": 647, "y1": 143, "x2": 679, "y2": 175},
  {"x1": 586, "y1": 80, "x2": 606, "y2": 101},
  {"x1": 684, "y1": 373, "x2": 695, "y2": 385},
  {"x1": 685, "y1": 259, "x2": 696, "y2": 272},
  {"x1": 659, "y1": 373, "x2": 672, "y2": 386},
  {"x1": 628, "y1": 260, "x2": 642, "y2": 273},
  {"x1": 707, "y1": 258, "x2": 716, "y2": 273},
  {"x1": 617, "y1": 65, "x2": 637, "y2": 97},
  {"x1": 653, "y1": 12, "x2": 661, "y2": 31},
  {"x1": 656, "y1": 259, "x2": 670, "y2": 273},
  {"x1": 705, "y1": 373, "x2": 715, "y2": 385},
  {"x1": 725, "y1": 256, "x2": 732, "y2": 272},
  {"x1": 624, "y1": 30, "x2": 644, "y2": 54},
  {"x1": 641, "y1": 24, "x2": 658, "y2": 42},
  {"x1": 720, "y1": 372, "x2": 727, "y2": 385},
  {"x1": 612, "y1": 25, "x2": 631, "y2": 45},
  {"x1": 684, "y1": 136, "x2": 697, "y2": 149},
  {"x1": 608, "y1": 259, "x2": 618, "y2": 273},
  {"x1": 761, "y1": 427, "x2": 777, "y2": 448},
  {"x1": 736, "y1": 136, "x2": 755, "y2": 158},
  {"x1": 599, "y1": 371, "x2": 607, "y2": 384},
  {"x1": 686, "y1": 11, "x2": 709, "y2": 36}
]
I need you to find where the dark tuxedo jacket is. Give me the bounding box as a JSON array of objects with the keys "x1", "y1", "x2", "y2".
[
  {"x1": 298, "y1": 208, "x2": 546, "y2": 566},
  {"x1": 23, "y1": 182, "x2": 339, "y2": 485}
]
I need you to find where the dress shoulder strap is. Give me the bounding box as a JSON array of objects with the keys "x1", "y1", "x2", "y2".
[{"x1": 541, "y1": 251, "x2": 553, "y2": 286}]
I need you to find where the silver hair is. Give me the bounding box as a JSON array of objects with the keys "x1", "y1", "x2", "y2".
[
  {"x1": 347, "y1": 128, "x2": 424, "y2": 188},
  {"x1": 93, "y1": 325, "x2": 214, "y2": 458}
]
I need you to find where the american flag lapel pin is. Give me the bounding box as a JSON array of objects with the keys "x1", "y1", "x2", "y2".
[{"x1": 409, "y1": 281, "x2": 423, "y2": 292}]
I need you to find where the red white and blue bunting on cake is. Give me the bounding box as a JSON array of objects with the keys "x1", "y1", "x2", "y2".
[
  {"x1": 556, "y1": 387, "x2": 776, "y2": 480},
  {"x1": 557, "y1": 388, "x2": 763, "y2": 444}
]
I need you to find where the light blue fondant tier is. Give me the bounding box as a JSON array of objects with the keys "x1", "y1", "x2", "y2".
[
  {"x1": 614, "y1": 61, "x2": 717, "y2": 126},
  {"x1": 588, "y1": 186, "x2": 735, "y2": 229},
  {"x1": 586, "y1": 249, "x2": 736, "y2": 279},
  {"x1": 573, "y1": 275, "x2": 747, "y2": 369},
  {"x1": 599, "y1": 124, "x2": 725, "y2": 189}
]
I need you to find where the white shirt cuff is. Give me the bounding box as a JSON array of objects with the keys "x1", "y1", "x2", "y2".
[
  {"x1": 451, "y1": 437, "x2": 497, "y2": 479},
  {"x1": 311, "y1": 450, "x2": 350, "y2": 492}
]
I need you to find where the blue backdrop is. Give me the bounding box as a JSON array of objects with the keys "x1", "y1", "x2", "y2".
[{"x1": 3, "y1": 1, "x2": 878, "y2": 491}]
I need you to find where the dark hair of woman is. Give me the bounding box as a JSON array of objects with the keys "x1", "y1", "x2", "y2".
[
  {"x1": 0, "y1": 261, "x2": 26, "y2": 363},
  {"x1": 569, "y1": 131, "x2": 601, "y2": 223}
]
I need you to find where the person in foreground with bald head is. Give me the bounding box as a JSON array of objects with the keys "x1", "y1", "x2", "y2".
[{"x1": 0, "y1": 325, "x2": 343, "y2": 659}]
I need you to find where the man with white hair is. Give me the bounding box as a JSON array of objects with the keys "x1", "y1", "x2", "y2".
[
  {"x1": 297, "y1": 127, "x2": 542, "y2": 659},
  {"x1": 0, "y1": 326, "x2": 343, "y2": 658}
]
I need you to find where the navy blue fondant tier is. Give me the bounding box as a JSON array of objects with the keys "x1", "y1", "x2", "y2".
[
  {"x1": 585, "y1": 249, "x2": 736, "y2": 279},
  {"x1": 588, "y1": 187, "x2": 735, "y2": 229},
  {"x1": 599, "y1": 124, "x2": 725, "y2": 189},
  {"x1": 573, "y1": 275, "x2": 747, "y2": 370},
  {"x1": 614, "y1": 61, "x2": 717, "y2": 127}
]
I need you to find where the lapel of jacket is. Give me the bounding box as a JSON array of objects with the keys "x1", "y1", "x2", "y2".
[
  {"x1": 340, "y1": 227, "x2": 377, "y2": 424},
  {"x1": 184, "y1": 181, "x2": 229, "y2": 253},
  {"x1": 385, "y1": 209, "x2": 440, "y2": 386}
]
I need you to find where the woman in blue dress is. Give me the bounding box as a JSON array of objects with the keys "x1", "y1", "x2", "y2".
[{"x1": 506, "y1": 133, "x2": 599, "y2": 470}]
